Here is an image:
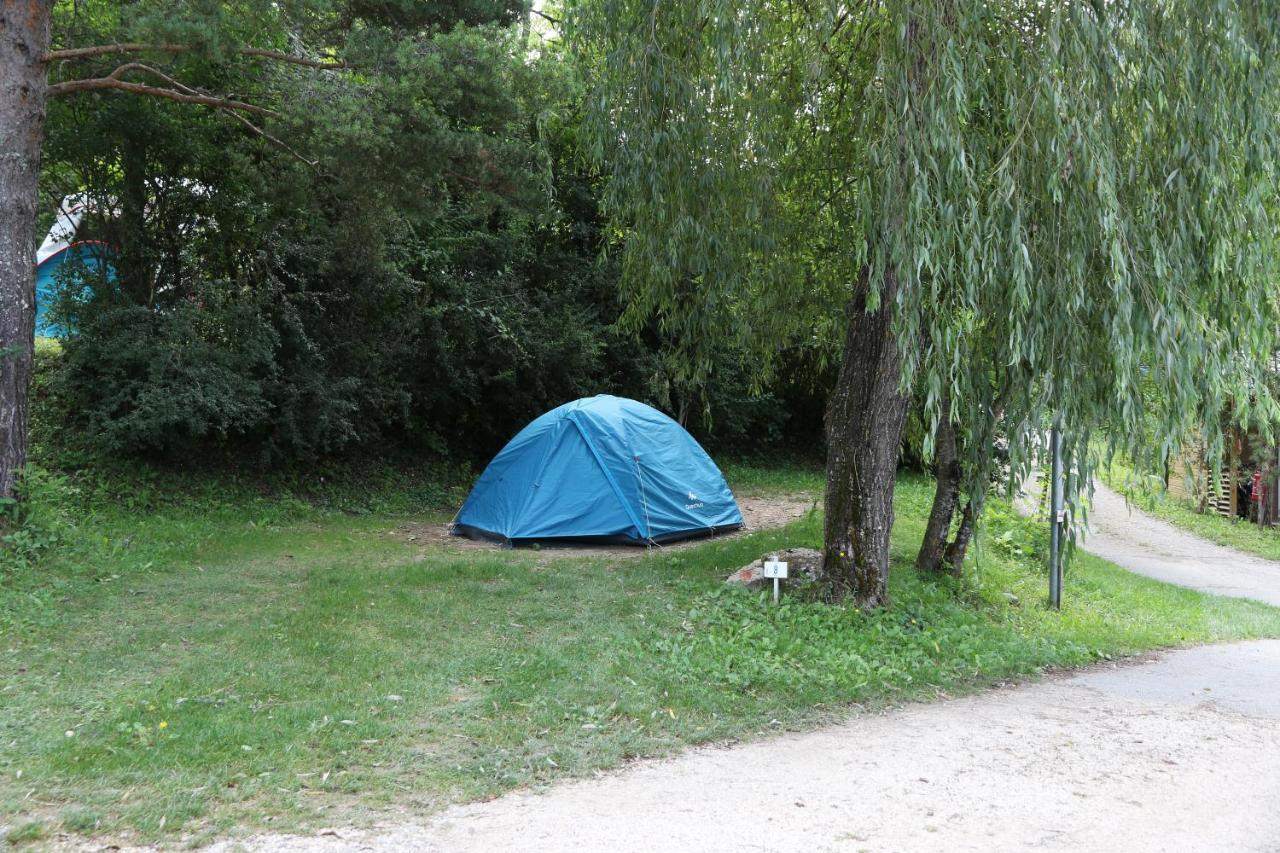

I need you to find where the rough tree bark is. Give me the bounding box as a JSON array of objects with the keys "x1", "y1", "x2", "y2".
[
  {"x1": 0, "y1": 0, "x2": 53, "y2": 500},
  {"x1": 943, "y1": 497, "x2": 977, "y2": 573},
  {"x1": 821, "y1": 269, "x2": 912, "y2": 607},
  {"x1": 916, "y1": 397, "x2": 961, "y2": 573}
]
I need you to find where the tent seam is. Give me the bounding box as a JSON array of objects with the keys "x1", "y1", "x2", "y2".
[
  {"x1": 568, "y1": 414, "x2": 651, "y2": 542},
  {"x1": 632, "y1": 454, "x2": 655, "y2": 545}
]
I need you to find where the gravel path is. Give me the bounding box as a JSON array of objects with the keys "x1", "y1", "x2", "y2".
[
  {"x1": 1082, "y1": 481, "x2": 1280, "y2": 606},
  {"x1": 188, "y1": 484, "x2": 1280, "y2": 852}
]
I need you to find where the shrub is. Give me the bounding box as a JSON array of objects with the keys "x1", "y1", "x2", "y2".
[{"x1": 0, "y1": 467, "x2": 79, "y2": 573}]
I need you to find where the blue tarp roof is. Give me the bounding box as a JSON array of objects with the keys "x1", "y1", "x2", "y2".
[{"x1": 453, "y1": 395, "x2": 744, "y2": 545}]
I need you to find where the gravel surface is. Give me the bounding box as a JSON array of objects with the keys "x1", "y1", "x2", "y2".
[
  {"x1": 1081, "y1": 481, "x2": 1280, "y2": 606},
  {"x1": 123, "y1": 482, "x2": 1280, "y2": 852}
]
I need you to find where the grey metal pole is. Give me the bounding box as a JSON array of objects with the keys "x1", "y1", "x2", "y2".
[{"x1": 1048, "y1": 423, "x2": 1064, "y2": 609}]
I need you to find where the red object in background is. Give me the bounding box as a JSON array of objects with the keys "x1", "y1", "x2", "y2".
[{"x1": 1251, "y1": 471, "x2": 1263, "y2": 502}]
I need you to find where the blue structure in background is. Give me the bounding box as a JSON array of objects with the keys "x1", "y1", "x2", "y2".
[
  {"x1": 34, "y1": 241, "x2": 114, "y2": 337},
  {"x1": 453, "y1": 395, "x2": 744, "y2": 546},
  {"x1": 36, "y1": 196, "x2": 117, "y2": 338}
]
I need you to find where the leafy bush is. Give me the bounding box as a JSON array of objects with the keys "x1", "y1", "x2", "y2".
[
  {"x1": 1, "y1": 467, "x2": 80, "y2": 572},
  {"x1": 34, "y1": 5, "x2": 832, "y2": 468},
  {"x1": 979, "y1": 499, "x2": 1048, "y2": 564},
  {"x1": 57, "y1": 304, "x2": 279, "y2": 454}
]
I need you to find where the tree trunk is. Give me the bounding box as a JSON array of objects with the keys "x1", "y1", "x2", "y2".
[
  {"x1": 0, "y1": 1, "x2": 52, "y2": 499},
  {"x1": 119, "y1": 134, "x2": 153, "y2": 305},
  {"x1": 916, "y1": 399, "x2": 961, "y2": 573},
  {"x1": 943, "y1": 497, "x2": 977, "y2": 574},
  {"x1": 821, "y1": 269, "x2": 911, "y2": 607}
]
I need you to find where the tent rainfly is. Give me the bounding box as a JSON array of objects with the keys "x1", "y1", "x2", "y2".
[{"x1": 452, "y1": 395, "x2": 744, "y2": 546}]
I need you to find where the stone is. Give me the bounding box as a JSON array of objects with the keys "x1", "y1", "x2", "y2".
[{"x1": 726, "y1": 547, "x2": 823, "y2": 588}]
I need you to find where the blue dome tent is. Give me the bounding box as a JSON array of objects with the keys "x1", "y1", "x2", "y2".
[{"x1": 452, "y1": 395, "x2": 744, "y2": 546}]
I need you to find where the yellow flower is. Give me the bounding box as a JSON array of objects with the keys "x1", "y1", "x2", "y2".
[{"x1": 158, "y1": 720, "x2": 168, "y2": 729}]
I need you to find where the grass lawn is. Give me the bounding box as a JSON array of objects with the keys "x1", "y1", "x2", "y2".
[
  {"x1": 4, "y1": 462, "x2": 1280, "y2": 846},
  {"x1": 1102, "y1": 460, "x2": 1280, "y2": 562}
]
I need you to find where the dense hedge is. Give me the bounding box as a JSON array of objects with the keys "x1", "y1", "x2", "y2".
[{"x1": 33, "y1": 2, "x2": 827, "y2": 468}]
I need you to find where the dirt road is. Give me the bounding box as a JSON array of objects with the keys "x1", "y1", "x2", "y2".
[
  {"x1": 194, "y1": 484, "x2": 1280, "y2": 852},
  {"x1": 1083, "y1": 481, "x2": 1280, "y2": 606},
  {"x1": 210, "y1": 641, "x2": 1280, "y2": 853}
]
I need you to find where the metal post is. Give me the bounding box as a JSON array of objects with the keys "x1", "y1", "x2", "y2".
[{"x1": 1048, "y1": 423, "x2": 1064, "y2": 609}]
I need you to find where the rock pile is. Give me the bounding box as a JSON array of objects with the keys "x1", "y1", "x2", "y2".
[{"x1": 725, "y1": 547, "x2": 822, "y2": 588}]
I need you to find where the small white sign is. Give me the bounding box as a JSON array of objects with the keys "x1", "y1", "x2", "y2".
[{"x1": 762, "y1": 558, "x2": 789, "y2": 579}]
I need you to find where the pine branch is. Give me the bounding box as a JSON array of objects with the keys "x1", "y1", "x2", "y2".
[
  {"x1": 82, "y1": 62, "x2": 320, "y2": 170},
  {"x1": 223, "y1": 110, "x2": 321, "y2": 171},
  {"x1": 42, "y1": 43, "x2": 347, "y2": 70},
  {"x1": 46, "y1": 70, "x2": 279, "y2": 117}
]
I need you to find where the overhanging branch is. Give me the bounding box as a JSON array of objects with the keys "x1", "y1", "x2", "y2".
[
  {"x1": 79, "y1": 62, "x2": 319, "y2": 169},
  {"x1": 46, "y1": 56, "x2": 331, "y2": 169},
  {"x1": 42, "y1": 42, "x2": 347, "y2": 70},
  {"x1": 46, "y1": 73, "x2": 279, "y2": 117}
]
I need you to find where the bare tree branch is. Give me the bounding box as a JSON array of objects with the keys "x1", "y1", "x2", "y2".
[
  {"x1": 46, "y1": 73, "x2": 279, "y2": 117},
  {"x1": 88, "y1": 62, "x2": 321, "y2": 170},
  {"x1": 223, "y1": 109, "x2": 321, "y2": 171},
  {"x1": 42, "y1": 42, "x2": 347, "y2": 69},
  {"x1": 531, "y1": 9, "x2": 561, "y2": 25}
]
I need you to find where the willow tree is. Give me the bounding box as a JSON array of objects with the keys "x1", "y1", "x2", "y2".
[{"x1": 572, "y1": 1, "x2": 1280, "y2": 605}]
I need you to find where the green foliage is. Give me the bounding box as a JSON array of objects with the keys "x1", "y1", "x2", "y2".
[
  {"x1": 977, "y1": 499, "x2": 1046, "y2": 566},
  {"x1": 0, "y1": 468, "x2": 79, "y2": 572},
  {"x1": 42, "y1": 3, "x2": 579, "y2": 459},
  {"x1": 59, "y1": 305, "x2": 279, "y2": 453},
  {"x1": 342, "y1": 0, "x2": 524, "y2": 30},
  {"x1": 36, "y1": 1, "x2": 820, "y2": 464},
  {"x1": 573, "y1": 0, "x2": 1280, "y2": 514}
]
